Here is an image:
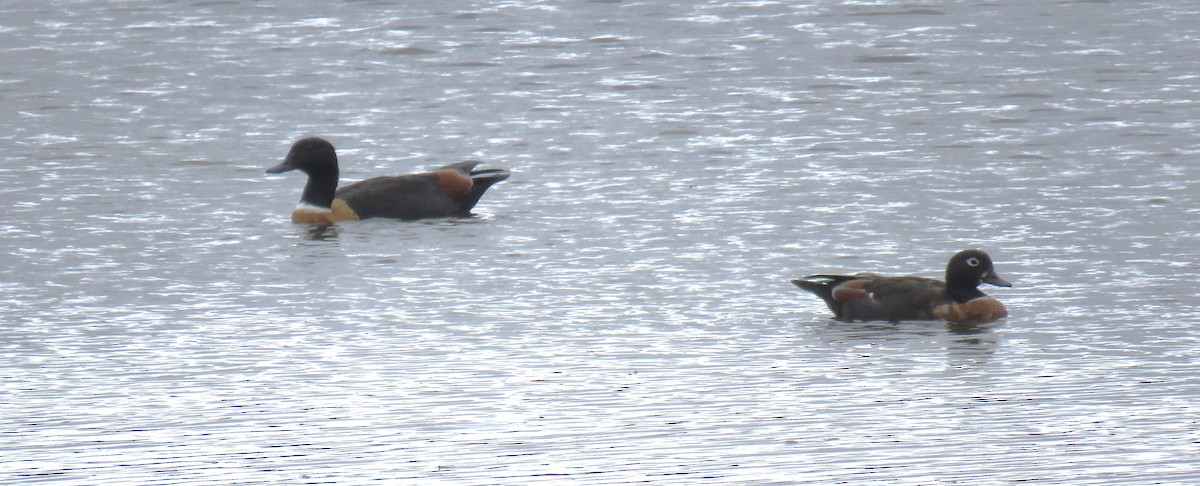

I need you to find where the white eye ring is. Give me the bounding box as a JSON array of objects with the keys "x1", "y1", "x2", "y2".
[{"x1": 966, "y1": 257, "x2": 980, "y2": 266}]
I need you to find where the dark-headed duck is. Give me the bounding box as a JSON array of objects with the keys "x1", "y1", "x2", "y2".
[
  {"x1": 792, "y1": 249, "x2": 1011, "y2": 325},
  {"x1": 266, "y1": 137, "x2": 509, "y2": 223}
]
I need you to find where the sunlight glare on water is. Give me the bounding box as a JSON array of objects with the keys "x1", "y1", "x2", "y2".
[{"x1": 2, "y1": 0, "x2": 1199, "y2": 484}]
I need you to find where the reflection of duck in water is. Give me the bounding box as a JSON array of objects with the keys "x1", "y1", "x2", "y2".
[
  {"x1": 792, "y1": 249, "x2": 1011, "y2": 325},
  {"x1": 267, "y1": 137, "x2": 509, "y2": 224}
]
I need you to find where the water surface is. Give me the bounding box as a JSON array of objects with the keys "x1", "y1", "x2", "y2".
[{"x1": 2, "y1": 1, "x2": 1199, "y2": 484}]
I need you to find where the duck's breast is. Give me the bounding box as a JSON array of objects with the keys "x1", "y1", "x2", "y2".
[{"x1": 933, "y1": 298, "x2": 1007, "y2": 324}]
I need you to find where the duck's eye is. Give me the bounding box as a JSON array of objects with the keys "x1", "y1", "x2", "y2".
[{"x1": 966, "y1": 257, "x2": 980, "y2": 267}]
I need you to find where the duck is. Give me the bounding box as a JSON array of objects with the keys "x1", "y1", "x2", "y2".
[
  {"x1": 791, "y1": 249, "x2": 1011, "y2": 324},
  {"x1": 266, "y1": 137, "x2": 509, "y2": 223}
]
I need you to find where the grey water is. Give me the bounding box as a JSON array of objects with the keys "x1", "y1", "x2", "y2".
[{"x1": 2, "y1": 0, "x2": 1198, "y2": 483}]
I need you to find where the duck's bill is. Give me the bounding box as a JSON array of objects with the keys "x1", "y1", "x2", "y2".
[
  {"x1": 983, "y1": 271, "x2": 1012, "y2": 287},
  {"x1": 265, "y1": 159, "x2": 295, "y2": 174}
]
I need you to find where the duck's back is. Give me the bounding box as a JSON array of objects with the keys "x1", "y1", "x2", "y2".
[
  {"x1": 796, "y1": 274, "x2": 950, "y2": 322},
  {"x1": 849, "y1": 276, "x2": 947, "y2": 322},
  {"x1": 335, "y1": 173, "x2": 460, "y2": 220}
]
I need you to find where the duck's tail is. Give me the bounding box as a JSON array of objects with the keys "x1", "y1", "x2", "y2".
[
  {"x1": 792, "y1": 276, "x2": 836, "y2": 302},
  {"x1": 460, "y1": 166, "x2": 510, "y2": 213},
  {"x1": 792, "y1": 274, "x2": 859, "y2": 318}
]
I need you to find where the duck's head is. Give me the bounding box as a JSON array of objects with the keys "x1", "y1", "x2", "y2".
[
  {"x1": 266, "y1": 137, "x2": 339, "y2": 177},
  {"x1": 946, "y1": 249, "x2": 1012, "y2": 289}
]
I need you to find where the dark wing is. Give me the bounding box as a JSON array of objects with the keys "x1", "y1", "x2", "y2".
[
  {"x1": 435, "y1": 160, "x2": 481, "y2": 173},
  {"x1": 335, "y1": 173, "x2": 460, "y2": 220},
  {"x1": 856, "y1": 276, "x2": 947, "y2": 322}
]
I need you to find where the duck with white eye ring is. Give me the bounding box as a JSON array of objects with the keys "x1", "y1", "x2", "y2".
[{"x1": 792, "y1": 249, "x2": 1012, "y2": 324}]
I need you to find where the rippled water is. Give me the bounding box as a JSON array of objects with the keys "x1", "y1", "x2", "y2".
[{"x1": 3, "y1": 1, "x2": 1199, "y2": 484}]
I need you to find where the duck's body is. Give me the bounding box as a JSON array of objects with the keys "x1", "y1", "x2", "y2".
[
  {"x1": 267, "y1": 137, "x2": 509, "y2": 223},
  {"x1": 792, "y1": 249, "x2": 1011, "y2": 325}
]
